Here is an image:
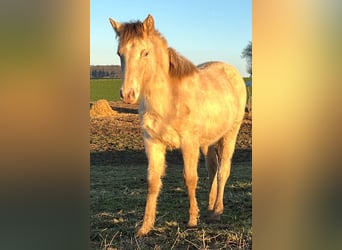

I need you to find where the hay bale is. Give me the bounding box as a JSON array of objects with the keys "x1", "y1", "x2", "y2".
[{"x1": 90, "y1": 99, "x2": 116, "y2": 118}]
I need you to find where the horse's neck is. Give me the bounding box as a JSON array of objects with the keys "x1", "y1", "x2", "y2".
[
  {"x1": 142, "y1": 42, "x2": 174, "y2": 116},
  {"x1": 142, "y1": 68, "x2": 172, "y2": 116}
]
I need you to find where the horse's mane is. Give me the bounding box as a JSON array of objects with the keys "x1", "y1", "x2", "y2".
[
  {"x1": 117, "y1": 21, "x2": 145, "y2": 45},
  {"x1": 168, "y1": 48, "x2": 198, "y2": 79},
  {"x1": 118, "y1": 21, "x2": 198, "y2": 80}
]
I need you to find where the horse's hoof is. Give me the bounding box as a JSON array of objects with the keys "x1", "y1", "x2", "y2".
[
  {"x1": 186, "y1": 224, "x2": 198, "y2": 230},
  {"x1": 186, "y1": 219, "x2": 199, "y2": 230},
  {"x1": 136, "y1": 228, "x2": 149, "y2": 237},
  {"x1": 206, "y1": 213, "x2": 221, "y2": 224}
]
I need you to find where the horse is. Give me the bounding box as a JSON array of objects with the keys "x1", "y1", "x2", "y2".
[{"x1": 109, "y1": 14, "x2": 247, "y2": 236}]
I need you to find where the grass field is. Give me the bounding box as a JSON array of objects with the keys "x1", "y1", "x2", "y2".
[
  {"x1": 90, "y1": 78, "x2": 251, "y2": 102},
  {"x1": 90, "y1": 79, "x2": 122, "y2": 102},
  {"x1": 90, "y1": 159, "x2": 252, "y2": 249}
]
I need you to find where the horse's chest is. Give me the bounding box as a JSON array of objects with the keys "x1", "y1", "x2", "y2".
[{"x1": 140, "y1": 112, "x2": 182, "y2": 148}]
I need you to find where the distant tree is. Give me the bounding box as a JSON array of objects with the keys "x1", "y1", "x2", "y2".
[
  {"x1": 241, "y1": 41, "x2": 252, "y2": 76},
  {"x1": 91, "y1": 70, "x2": 97, "y2": 78}
]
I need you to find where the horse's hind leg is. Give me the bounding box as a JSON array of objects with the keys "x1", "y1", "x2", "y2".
[
  {"x1": 137, "y1": 138, "x2": 166, "y2": 237},
  {"x1": 201, "y1": 145, "x2": 219, "y2": 213},
  {"x1": 209, "y1": 122, "x2": 242, "y2": 222}
]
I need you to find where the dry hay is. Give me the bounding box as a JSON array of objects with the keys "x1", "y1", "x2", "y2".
[{"x1": 90, "y1": 99, "x2": 117, "y2": 118}]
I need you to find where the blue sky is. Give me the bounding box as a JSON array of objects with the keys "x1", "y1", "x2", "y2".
[{"x1": 90, "y1": 0, "x2": 252, "y2": 77}]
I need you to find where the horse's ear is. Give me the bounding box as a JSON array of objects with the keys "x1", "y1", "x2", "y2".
[
  {"x1": 143, "y1": 14, "x2": 154, "y2": 34},
  {"x1": 109, "y1": 18, "x2": 122, "y2": 35}
]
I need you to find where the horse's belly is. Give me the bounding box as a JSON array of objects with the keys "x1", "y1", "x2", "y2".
[
  {"x1": 197, "y1": 94, "x2": 242, "y2": 145},
  {"x1": 199, "y1": 118, "x2": 233, "y2": 146}
]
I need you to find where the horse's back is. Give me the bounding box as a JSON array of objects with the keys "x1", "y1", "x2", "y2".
[
  {"x1": 198, "y1": 61, "x2": 245, "y2": 90},
  {"x1": 197, "y1": 61, "x2": 246, "y2": 115}
]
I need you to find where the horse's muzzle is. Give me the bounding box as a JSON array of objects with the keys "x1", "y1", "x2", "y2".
[{"x1": 120, "y1": 88, "x2": 137, "y2": 104}]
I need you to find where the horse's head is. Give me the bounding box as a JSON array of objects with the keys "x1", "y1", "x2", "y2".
[{"x1": 109, "y1": 14, "x2": 158, "y2": 104}]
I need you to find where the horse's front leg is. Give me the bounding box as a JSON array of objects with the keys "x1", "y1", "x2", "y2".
[
  {"x1": 136, "y1": 137, "x2": 166, "y2": 237},
  {"x1": 182, "y1": 142, "x2": 200, "y2": 228}
]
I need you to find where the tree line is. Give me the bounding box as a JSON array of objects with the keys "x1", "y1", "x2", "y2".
[{"x1": 90, "y1": 65, "x2": 122, "y2": 79}]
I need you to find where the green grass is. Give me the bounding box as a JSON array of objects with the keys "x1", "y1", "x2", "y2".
[
  {"x1": 90, "y1": 79, "x2": 122, "y2": 102},
  {"x1": 243, "y1": 77, "x2": 252, "y2": 96},
  {"x1": 242, "y1": 77, "x2": 251, "y2": 82},
  {"x1": 91, "y1": 77, "x2": 251, "y2": 102},
  {"x1": 90, "y1": 160, "x2": 252, "y2": 249}
]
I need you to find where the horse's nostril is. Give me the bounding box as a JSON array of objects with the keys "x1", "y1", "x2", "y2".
[
  {"x1": 120, "y1": 89, "x2": 123, "y2": 99},
  {"x1": 130, "y1": 90, "x2": 135, "y2": 99}
]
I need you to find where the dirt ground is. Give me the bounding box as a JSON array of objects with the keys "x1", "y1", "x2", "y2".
[{"x1": 90, "y1": 101, "x2": 252, "y2": 166}]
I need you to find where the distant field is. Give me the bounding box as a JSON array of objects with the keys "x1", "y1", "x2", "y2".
[
  {"x1": 90, "y1": 79, "x2": 122, "y2": 102},
  {"x1": 91, "y1": 77, "x2": 251, "y2": 102}
]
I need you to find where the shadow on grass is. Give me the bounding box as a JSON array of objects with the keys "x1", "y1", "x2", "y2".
[
  {"x1": 90, "y1": 148, "x2": 251, "y2": 166},
  {"x1": 90, "y1": 148, "x2": 252, "y2": 249}
]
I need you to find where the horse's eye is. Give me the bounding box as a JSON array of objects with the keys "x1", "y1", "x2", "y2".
[{"x1": 141, "y1": 50, "x2": 149, "y2": 57}]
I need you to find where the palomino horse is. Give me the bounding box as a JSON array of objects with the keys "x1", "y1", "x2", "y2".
[{"x1": 109, "y1": 14, "x2": 247, "y2": 236}]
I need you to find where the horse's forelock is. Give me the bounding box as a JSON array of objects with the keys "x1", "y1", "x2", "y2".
[{"x1": 118, "y1": 21, "x2": 145, "y2": 45}]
